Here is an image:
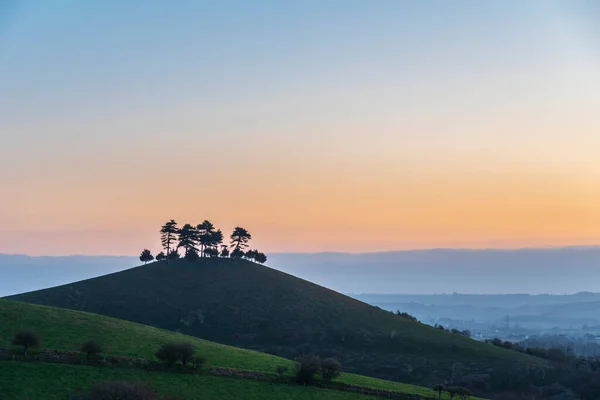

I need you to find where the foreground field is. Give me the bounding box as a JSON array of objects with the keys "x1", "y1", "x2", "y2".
[
  {"x1": 0, "y1": 299, "x2": 481, "y2": 399},
  {"x1": 0, "y1": 362, "x2": 378, "y2": 400}
]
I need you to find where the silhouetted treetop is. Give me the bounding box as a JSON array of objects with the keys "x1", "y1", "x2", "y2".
[
  {"x1": 230, "y1": 227, "x2": 251, "y2": 250},
  {"x1": 139, "y1": 249, "x2": 154, "y2": 264},
  {"x1": 160, "y1": 220, "x2": 179, "y2": 260}
]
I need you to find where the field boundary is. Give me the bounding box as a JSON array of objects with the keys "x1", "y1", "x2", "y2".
[{"x1": 0, "y1": 348, "x2": 438, "y2": 400}]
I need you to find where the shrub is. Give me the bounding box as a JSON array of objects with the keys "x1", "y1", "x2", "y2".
[
  {"x1": 88, "y1": 380, "x2": 156, "y2": 400},
  {"x1": 81, "y1": 340, "x2": 103, "y2": 360},
  {"x1": 547, "y1": 348, "x2": 567, "y2": 362},
  {"x1": 155, "y1": 343, "x2": 181, "y2": 366},
  {"x1": 321, "y1": 358, "x2": 341, "y2": 385},
  {"x1": 447, "y1": 387, "x2": 459, "y2": 399},
  {"x1": 433, "y1": 384, "x2": 445, "y2": 399},
  {"x1": 455, "y1": 387, "x2": 473, "y2": 400},
  {"x1": 276, "y1": 365, "x2": 289, "y2": 378},
  {"x1": 184, "y1": 249, "x2": 199, "y2": 262},
  {"x1": 447, "y1": 387, "x2": 472, "y2": 400},
  {"x1": 12, "y1": 330, "x2": 40, "y2": 355},
  {"x1": 176, "y1": 342, "x2": 195, "y2": 367},
  {"x1": 295, "y1": 355, "x2": 321, "y2": 385}
]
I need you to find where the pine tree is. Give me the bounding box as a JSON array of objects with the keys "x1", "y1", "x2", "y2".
[
  {"x1": 160, "y1": 220, "x2": 179, "y2": 262},
  {"x1": 230, "y1": 227, "x2": 251, "y2": 251},
  {"x1": 177, "y1": 224, "x2": 198, "y2": 255}
]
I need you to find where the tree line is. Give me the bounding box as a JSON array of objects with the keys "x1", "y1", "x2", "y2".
[{"x1": 139, "y1": 220, "x2": 267, "y2": 264}]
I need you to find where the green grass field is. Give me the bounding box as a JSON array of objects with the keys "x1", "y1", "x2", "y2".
[
  {"x1": 0, "y1": 299, "x2": 483, "y2": 399},
  {"x1": 0, "y1": 362, "x2": 378, "y2": 400}
]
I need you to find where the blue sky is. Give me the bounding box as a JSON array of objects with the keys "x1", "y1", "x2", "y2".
[{"x1": 1, "y1": 1, "x2": 599, "y2": 255}]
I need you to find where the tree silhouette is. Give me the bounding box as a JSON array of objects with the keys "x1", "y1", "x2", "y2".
[
  {"x1": 245, "y1": 249, "x2": 258, "y2": 261},
  {"x1": 177, "y1": 224, "x2": 198, "y2": 255},
  {"x1": 255, "y1": 252, "x2": 267, "y2": 264},
  {"x1": 139, "y1": 249, "x2": 154, "y2": 264},
  {"x1": 160, "y1": 220, "x2": 178, "y2": 262},
  {"x1": 219, "y1": 245, "x2": 230, "y2": 258},
  {"x1": 168, "y1": 249, "x2": 180, "y2": 259},
  {"x1": 204, "y1": 247, "x2": 219, "y2": 257},
  {"x1": 155, "y1": 251, "x2": 166, "y2": 261},
  {"x1": 231, "y1": 247, "x2": 245, "y2": 259},
  {"x1": 230, "y1": 227, "x2": 251, "y2": 251},
  {"x1": 321, "y1": 358, "x2": 342, "y2": 386},
  {"x1": 81, "y1": 340, "x2": 103, "y2": 360},
  {"x1": 13, "y1": 330, "x2": 40, "y2": 355},
  {"x1": 197, "y1": 220, "x2": 215, "y2": 256},
  {"x1": 184, "y1": 248, "x2": 200, "y2": 262},
  {"x1": 433, "y1": 384, "x2": 445, "y2": 399},
  {"x1": 209, "y1": 229, "x2": 224, "y2": 256}
]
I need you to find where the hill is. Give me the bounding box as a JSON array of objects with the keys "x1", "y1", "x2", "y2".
[
  {"x1": 0, "y1": 299, "x2": 470, "y2": 400},
  {"x1": 7, "y1": 258, "x2": 544, "y2": 395}
]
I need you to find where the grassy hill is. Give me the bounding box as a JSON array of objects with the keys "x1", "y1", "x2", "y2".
[
  {"x1": 0, "y1": 299, "x2": 475, "y2": 400},
  {"x1": 7, "y1": 258, "x2": 544, "y2": 394}
]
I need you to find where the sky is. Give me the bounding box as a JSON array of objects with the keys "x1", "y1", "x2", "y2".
[{"x1": 1, "y1": 0, "x2": 599, "y2": 256}]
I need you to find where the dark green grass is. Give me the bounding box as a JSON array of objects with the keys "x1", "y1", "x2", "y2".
[
  {"x1": 7, "y1": 258, "x2": 543, "y2": 387},
  {"x1": 0, "y1": 362, "x2": 380, "y2": 400},
  {"x1": 0, "y1": 299, "x2": 480, "y2": 399}
]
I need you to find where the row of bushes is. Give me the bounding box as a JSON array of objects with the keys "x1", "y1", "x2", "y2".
[
  {"x1": 9, "y1": 330, "x2": 343, "y2": 388},
  {"x1": 485, "y1": 337, "x2": 569, "y2": 362},
  {"x1": 289, "y1": 355, "x2": 342, "y2": 386},
  {"x1": 433, "y1": 384, "x2": 472, "y2": 400},
  {"x1": 433, "y1": 325, "x2": 472, "y2": 338}
]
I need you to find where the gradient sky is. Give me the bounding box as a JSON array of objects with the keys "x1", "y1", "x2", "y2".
[{"x1": 1, "y1": 0, "x2": 600, "y2": 256}]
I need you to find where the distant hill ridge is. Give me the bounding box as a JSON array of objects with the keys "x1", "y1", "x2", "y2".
[{"x1": 8, "y1": 257, "x2": 543, "y2": 396}]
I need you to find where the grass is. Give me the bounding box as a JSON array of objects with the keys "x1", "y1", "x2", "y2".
[
  {"x1": 0, "y1": 298, "x2": 290, "y2": 373},
  {"x1": 0, "y1": 299, "x2": 483, "y2": 399},
  {"x1": 0, "y1": 362, "x2": 379, "y2": 400}
]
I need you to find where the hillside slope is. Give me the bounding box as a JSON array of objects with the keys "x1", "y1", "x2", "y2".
[
  {"x1": 7, "y1": 258, "x2": 543, "y2": 392},
  {"x1": 0, "y1": 299, "x2": 471, "y2": 400}
]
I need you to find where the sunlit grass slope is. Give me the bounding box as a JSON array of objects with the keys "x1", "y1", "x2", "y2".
[{"x1": 0, "y1": 299, "x2": 481, "y2": 399}]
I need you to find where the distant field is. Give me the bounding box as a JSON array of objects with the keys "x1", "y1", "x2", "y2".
[{"x1": 0, "y1": 299, "x2": 482, "y2": 399}]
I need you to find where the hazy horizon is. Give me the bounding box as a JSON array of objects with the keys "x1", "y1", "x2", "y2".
[
  {"x1": 4, "y1": 243, "x2": 600, "y2": 258},
  {"x1": 3, "y1": 246, "x2": 600, "y2": 296}
]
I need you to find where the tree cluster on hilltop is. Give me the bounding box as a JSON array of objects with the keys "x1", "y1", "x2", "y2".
[{"x1": 139, "y1": 220, "x2": 267, "y2": 265}]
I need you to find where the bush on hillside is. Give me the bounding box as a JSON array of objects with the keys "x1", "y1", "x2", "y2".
[
  {"x1": 176, "y1": 342, "x2": 195, "y2": 367},
  {"x1": 204, "y1": 247, "x2": 219, "y2": 258},
  {"x1": 446, "y1": 386, "x2": 472, "y2": 400},
  {"x1": 395, "y1": 310, "x2": 418, "y2": 322},
  {"x1": 320, "y1": 357, "x2": 341, "y2": 385},
  {"x1": 184, "y1": 249, "x2": 199, "y2": 262},
  {"x1": 295, "y1": 355, "x2": 321, "y2": 385},
  {"x1": 155, "y1": 342, "x2": 198, "y2": 367},
  {"x1": 81, "y1": 340, "x2": 103, "y2": 360},
  {"x1": 139, "y1": 249, "x2": 154, "y2": 264},
  {"x1": 12, "y1": 330, "x2": 40, "y2": 355},
  {"x1": 433, "y1": 384, "x2": 445, "y2": 399},
  {"x1": 155, "y1": 343, "x2": 181, "y2": 366}
]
